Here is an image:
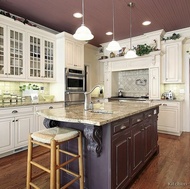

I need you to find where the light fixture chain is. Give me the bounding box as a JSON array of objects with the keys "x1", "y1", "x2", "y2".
[
  {"x1": 129, "y1": 3, "x2": 132, "y2": 49},
  {"x1": 82, "y1": 0, "x2": 84, "y2": 25},
  {"x1": 112, "y1": 0, "x2": 115, "y2": 40}
]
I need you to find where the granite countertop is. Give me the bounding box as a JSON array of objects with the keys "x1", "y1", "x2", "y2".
[
  {"x1": 0, "y1": 100, "x2": 64, "y2": 108},
  {"x1": 37, "y1": 101, "x2": 160, "y2": 126}
]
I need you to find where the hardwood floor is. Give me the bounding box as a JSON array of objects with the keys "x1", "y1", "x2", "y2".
[{"x1": 0, "y1": 133, "x2": 190, "y2": 189}]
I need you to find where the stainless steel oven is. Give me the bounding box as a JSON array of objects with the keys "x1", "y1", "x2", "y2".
[{"x1": 65, "y1": 68, "x2": 85, "y2": 91}]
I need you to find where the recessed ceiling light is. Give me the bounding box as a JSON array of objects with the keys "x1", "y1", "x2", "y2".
[
  {"x1": 142, "y1": 21, "x2": 151, "y2": 26},
  {"x1": 73, "y1": 12, "x2": 83, "y2": 18},
  {"x1": 106, "y1": 32, "x2": 113, "y2": 35}
]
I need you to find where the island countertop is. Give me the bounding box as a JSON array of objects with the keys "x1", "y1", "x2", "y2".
[{"x1": 37, "y1": 101, "x2": 160, "y2": 126}]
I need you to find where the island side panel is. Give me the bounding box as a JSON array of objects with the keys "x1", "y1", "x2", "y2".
[{"x1": 58, "y1": 122, "x2": 112, "y2": 189}]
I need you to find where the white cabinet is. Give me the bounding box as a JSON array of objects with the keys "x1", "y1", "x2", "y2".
[
  {"x1": 65, "y1": 38, "x2": 84, "y2": 69},
  {"x1": 153, "y1": 101, "x2": 182, "y2": 136},
  {"x1": 0, "y1": 24, "x2": 26, "y2": 80},
  {"x1": 149, "y1": 67, "x2": 160, "y2": 99},
  {"x1": 162, "y1": 38, "x2": 185, "y2": 83},
  {"x1": 0, "y1": 106, "x2": 34, "y2": 154},
  {"x1": 35, "y1": 103, "x2": 64, "y2": 131},
  {"x1": 28, "y1": 33, "x2": 56, "y2": 82}
]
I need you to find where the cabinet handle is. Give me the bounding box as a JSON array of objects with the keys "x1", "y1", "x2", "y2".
[
  {"x1": 120, "y1": 125, "x2": 127, "y2": 130},
  {"x1": 137, "y1": 119, "x2": 141, "y2": 122},
  {"x1": 49, "y1": 106, "x2": 53, "y2": 109},
  {"x1": 162, "y1": 104, "x2": 167, "y2": 106},
  {"x1": 12, "y1": 120, "x2": 15, "y2": 122},
  {"x1": 148, "y1": 114, "x2": 152, "y2": 117},
  {"x1": 12, "y1": 110, "x2": 18, "y2": 113},
  {"x1": 16, "y1": 119, "x2": 18, "y2": 122}
]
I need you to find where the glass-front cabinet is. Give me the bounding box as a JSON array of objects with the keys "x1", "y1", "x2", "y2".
[
  {"x1": 0, "y1": 25, "x2": 26, "y2": 79},
  {"x1": 28, "y1": 33, "x2": 55, "y2": 82}
]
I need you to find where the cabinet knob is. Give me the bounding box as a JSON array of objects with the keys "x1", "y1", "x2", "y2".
[
  {"x1": 137, "y1": 119, "x2": 141, "y2": 122},
  {"x1": 120, "y1": 125, "x2": 127, "y2": 130},
  {"x1": 49, "y1": 106, "x2": 53, "y2": 109},
  {"x1": 12, "y1": 110, "x2": 18, "y2": 113},
  {"x1": 148, "y1": 114, "x2": 152, "y2": 117},
  {"x1": 128, "y1": 137, "x2": 131, "y2": 140}
]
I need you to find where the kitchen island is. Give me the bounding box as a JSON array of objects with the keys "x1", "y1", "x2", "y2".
[{"x1": 37, "y1": 101, "x2": 160, "y2": 189}]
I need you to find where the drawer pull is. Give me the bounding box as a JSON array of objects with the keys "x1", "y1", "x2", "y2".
[
  {"x1": 120, "y1": 125, "x2": 127, "y2": 130},
  {"x1": 148, "y1": 114, "x2": 152, "y2": 117},
  {"x1": 137, "y1": 119, "x2": 141, "y2": 122},
  {"x1": 12, "y1": 110, "x2": 18, "y2": 114},
  {"x1": 162, "y1": 104, "x2": 167, "y2": 106},
  {"x1": 49, "y1": 106, "x2": 53, "y2": 109}
]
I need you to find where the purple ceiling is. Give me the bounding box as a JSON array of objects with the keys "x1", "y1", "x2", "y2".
[{"x1": 1, "y1": 0, "x2": 190, "y2": 47}]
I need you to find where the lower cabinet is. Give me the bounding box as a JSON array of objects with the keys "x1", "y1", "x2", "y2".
[
  {"x1": 111, "y1": 108, "x2": 159, "y2": 189},
  {"x1": 0, "y1": 106, "x2": 34, "y2": 155},
  {"x1": 0, "y1": 102, "x2": 64, "y2": 156},
  {"x1": 152, "y1": 101, "x2": 182, "y2": 136}
]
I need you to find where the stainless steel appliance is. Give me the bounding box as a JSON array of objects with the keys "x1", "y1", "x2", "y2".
[
  {"x1": 65, "y1": 91, "x2": 85, "y2": 106},
  {"x1": 65, "y1": 68, "x2": 85, "y2": 91}
]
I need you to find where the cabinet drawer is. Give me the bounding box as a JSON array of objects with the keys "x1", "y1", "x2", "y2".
[
  {"x1": 35, "y1": 103, "x2": 63, "y2": 111},
  {"x1": 131, "y1": 113, "x2": 143, "y2": 125},
  {"x1": 144, "y1": 110, "x2": 153, "y2": 119},
  {"x1": 112, "y1": 118, "x2": 130, "y2": 135},
  {"x1": 0, "y1": 106, "x2": 34, "y2": 117}
]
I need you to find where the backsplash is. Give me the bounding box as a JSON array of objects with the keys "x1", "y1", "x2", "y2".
[
  {"x1": 0, "y1": 81, "x2": 50, "y2": 96},
  {"x1": 118, "y1": 69, "x2": 149, "y2": 97}
]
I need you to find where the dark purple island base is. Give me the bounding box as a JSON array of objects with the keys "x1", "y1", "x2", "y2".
[{"x1": 40, "y1": 101, "x2": 160, "y2": 189}]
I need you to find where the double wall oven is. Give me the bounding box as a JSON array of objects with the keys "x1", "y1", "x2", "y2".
[{"x1": 65, "y1": 68, "x2": 86, "y2": 106}]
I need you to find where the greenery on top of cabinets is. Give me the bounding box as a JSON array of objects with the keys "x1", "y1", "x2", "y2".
[
  {"x1": 134, "y1": 44, "x2": 153, "y2": 56},
  {"x1": 162, "y1": 33, "x2": 180, "y2": 41}
]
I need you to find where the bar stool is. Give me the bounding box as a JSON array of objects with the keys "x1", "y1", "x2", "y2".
[{"x1": 26, "y1": 127, "x2": 84, "y2": 189}]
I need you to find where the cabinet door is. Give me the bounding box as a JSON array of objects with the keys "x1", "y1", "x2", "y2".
[
  {"x1": 28, "y1": 34, "x2": 42, "y2": 79},
  {"x1": 8, "y1": 27, "x2": 26, "y2": 79},
  {"x1": 74, "y1": 42, "x2": 84, "y2": 69},
  {"x1": 14, "y1": 114, "x2": 34, "y2": 148},
  {"x1": 144, "y1": 117, "x2": 153, "y2": 162},
  {"x1": 131, "y1": 122, "x2": 144, "y2": 177},
  {"x1": 112, "y1": 130, "x2": 131, "y2": 189},
  {"x1": 43, "y1": 39, "x2": 55, "y2": 80},
  {"x1": 0, "y1": 24, "x2": 6, "y2": 77},
  {"x1": 0, "y1": 118, "x2": 14, "y2": 154},
  {"x1": 65, "y1": 39, "x2": 74, "y2": 68},
  {"x1": 162, "y1": 40, "x2": 183, "y2": 83},
  {"x1": 149, "y1": 67, "x2": 160, "y2": 99}
]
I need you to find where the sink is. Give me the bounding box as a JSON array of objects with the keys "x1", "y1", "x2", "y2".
[{"x1": 89, "y1": 109, "x2": 113, "y2": 114}]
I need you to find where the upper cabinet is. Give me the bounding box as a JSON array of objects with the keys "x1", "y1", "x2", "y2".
[
  {"x1": 162, "y1": 38, "x2": 185, "y2": 83},
  {"x1": 0, "y1": 15, "x2": 56, "y2": 82},
  {"x1": 65, "y1": 37, "x2": 84, "y2": 70},
  {"x1": 28, "y1": 33, "x2": 55, "y2": 82},
  {"x1": 0, "y1": 24, "x2": 26, "y2": 80}
]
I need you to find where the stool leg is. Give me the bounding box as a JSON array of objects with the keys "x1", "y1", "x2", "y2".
[
  {"x1": 78, "y1": 132, "x2": 84, "y2": 189},
  {"x1": 26, "y1": 134, "x2": 33, "y2": 189},
  {"x1": 50, "y1": 139, "x2": 56, "y2": 189},
  {"x1": 56, "y1": 145, "x2": 60, "y2": 189}
]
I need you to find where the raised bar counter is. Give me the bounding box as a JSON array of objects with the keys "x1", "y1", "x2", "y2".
[{"x1": 37, "y1": 101, "x2": 160, "y2": 189}]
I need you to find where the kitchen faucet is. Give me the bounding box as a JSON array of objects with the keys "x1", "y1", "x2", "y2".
[{"x1": 84, "y1": 85, "x2": 103, "y2": 111}]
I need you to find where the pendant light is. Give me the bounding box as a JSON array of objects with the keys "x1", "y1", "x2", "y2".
[
  {"x1": 106, "y1": 0, "x2": 121, "y2": 52},
  {"x1": 73, "y1": 0, "x2": 94, "y2": 41},
  {"x1": 124, "y1": 2, "x2": 137, "y2": 59}
]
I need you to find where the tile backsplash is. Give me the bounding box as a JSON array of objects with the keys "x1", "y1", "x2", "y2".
[
  {"x1": 0, "y1": 81, "x2": 50, "y2": 96},
  {"x1": 118, "y1": 69, "x2": 149, "y2": 97}
]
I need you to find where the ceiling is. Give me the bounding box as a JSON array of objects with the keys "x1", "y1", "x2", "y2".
[{"x1": 1, "y1": 0, "x2": 190, "y2": 47}]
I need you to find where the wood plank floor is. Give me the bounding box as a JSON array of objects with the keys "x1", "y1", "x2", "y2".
[{"x1": 0, "y1": 133, "x2": 190, "y2": 189}]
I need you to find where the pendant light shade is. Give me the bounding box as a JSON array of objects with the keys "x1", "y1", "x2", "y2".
[
  {"x1": 125, "y1": 2, "x2": 137, "y2": 59},
  {"x1": 73, "y1": 0, "x2": 94, "y2": 41},
  {"x1": 106, "y1": 39, "x2": 122, "y2": 51},
  {"x1": 106, "y1": 0, "x2": 121, "y2": 52}
]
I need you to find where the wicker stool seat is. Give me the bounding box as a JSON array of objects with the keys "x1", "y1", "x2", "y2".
[{"x1": 26, "y1": 127, "x2": 84, "y2": 189}]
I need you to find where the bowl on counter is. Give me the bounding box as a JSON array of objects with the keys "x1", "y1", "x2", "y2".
[{"x1": 41, "y1": 95, "x2": 54, "y2": 102}]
